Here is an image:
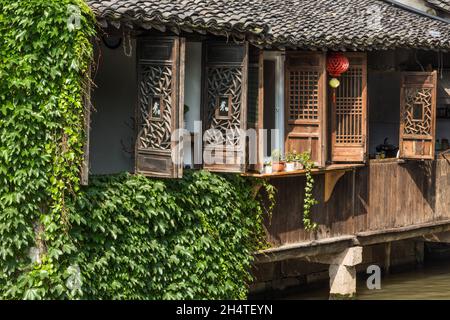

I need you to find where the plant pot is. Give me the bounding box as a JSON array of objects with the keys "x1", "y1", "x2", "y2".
[
  {"x1": 272, "y1": 161, "x2": 285, "y2": 173},
  {"x1": 264, "y1": 166, "x2": 273, "y2": 174},
  {"x1": 285, "y1": 162, "x2": 295, "y2": 172},
  {"x1": 295, "y1": 161, "x2": 304, "y2": 170}
]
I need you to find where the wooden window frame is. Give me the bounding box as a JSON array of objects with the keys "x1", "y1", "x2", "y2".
[
  {"x1": 284, "y1": 51, "x2": 327, "y2": 168},
  {"x1": 201, "y1": 41, "x2": 249, "y2": 173},
  {"x1": 135, "y1": 36, "x2": 185, "y2": 178},
  {"x1": 331, "y1": 52, "x2": 368, "y2": 164},
  {"x1": 399, "y1": 71, "x2": 437, "y2": 160}
]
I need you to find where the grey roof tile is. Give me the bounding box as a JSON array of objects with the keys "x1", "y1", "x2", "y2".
[
  {"x1": 86, "y1": 0, "x2": 450, "y2": 50},
  {"x1": 425, "y1": 0, "x2": 450, "y2": 13}
]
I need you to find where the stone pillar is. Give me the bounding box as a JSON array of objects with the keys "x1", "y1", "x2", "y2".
[
  {"x1": 328, "y1": 247, "x2": 363, "y2": 299},
  {"x1": 414, "y1": 240, "x2": 425, "y2": 266}
]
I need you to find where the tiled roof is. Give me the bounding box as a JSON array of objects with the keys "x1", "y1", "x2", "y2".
[
  {"x1": 425, "y1": 0, "x2": 450, "y2": 13},
  {"x1": 87, "y1": 0, "x2": 450, "y2": 51}
]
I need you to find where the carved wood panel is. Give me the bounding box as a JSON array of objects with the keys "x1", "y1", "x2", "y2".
[
  {"x1": 202, "y1": 42, "x2": 248, "y2": 173},
  {"x1": 399, "y1": 71, "x2": 437, "y2": 160},
  {"x1": 136, "y1": 38, "x2": 184, "y2": 178},
  {"x1": 138, "y1": 65, "x2": 173, "y2": 150},
  {"x1": 402, "y1": 88, "x2": 433, "y2": 136},
  {"x1": 204, "y1": 67, "x2": 243, "y2": 147}
]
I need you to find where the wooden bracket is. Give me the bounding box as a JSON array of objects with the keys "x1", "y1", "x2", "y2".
[{"x1": 324, "y1": 170, "x2": 346, "y2": 202}]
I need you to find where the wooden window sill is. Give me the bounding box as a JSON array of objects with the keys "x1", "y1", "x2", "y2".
[
  {"x1": 369, "y1": 158, "x2": 406, "y2": 164},
  {"x1": 242, "y1": 163, "x2": 365, "y2": 179}
]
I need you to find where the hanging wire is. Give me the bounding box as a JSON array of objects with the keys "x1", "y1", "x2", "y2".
[
  {"x1": 414, "y1": 50, "x2": 424, "y2": 71},
  {"x1": 123, "y1": 31, "x2": 133, "y2": 57}
]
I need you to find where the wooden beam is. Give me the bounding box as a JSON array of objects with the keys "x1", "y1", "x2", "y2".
[
  {"x1": 255, "y1": 235, "x2": 356, "y2": 264},
  {"x1": 255, "y1": 219, "x2": 450, "y2": 264},
  {"x1": 243, "y1": 163, "x2": 364, "y2": 179},
  {"x1": 355, "y1": 219, "x2": 450, "y2": 246}
]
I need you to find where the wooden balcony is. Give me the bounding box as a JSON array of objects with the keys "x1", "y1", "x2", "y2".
[{"x1": 258, "y1": 158, "x2": 450, "y2": 249}]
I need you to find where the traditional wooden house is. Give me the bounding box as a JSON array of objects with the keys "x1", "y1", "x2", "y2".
[{"x1": 85, "y1": 0, "x2": 450, "y2": 297}]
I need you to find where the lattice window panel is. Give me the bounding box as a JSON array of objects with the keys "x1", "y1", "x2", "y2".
[
  {"x1": 205, "y1": 67, "x2": 243, "y2": 147},
  {"x1": 402, "y1": 88, "x2": 433, "y2": 136},
  {"x1": 138, "y1": 64, "x2": 173, "y2": 150},
  {"x1": 288, "y1": 70, "x2": 320, "y2": 121},
  {"x1": 335, "y1": 68, "x2": 363, "y2": 144}
]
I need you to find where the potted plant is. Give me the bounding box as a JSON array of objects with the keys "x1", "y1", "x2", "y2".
[
  {"x1": 294, "y1": 150, "x2": 304, "y2": 170},
  {"x1": 285, "y1": 151, "x2": 296, "y2": 172},
  {"x1": 271, "y1": 149, "x2": 285, "y2": 172},
  {"x1": 299, "y1": 151, "x2": 313, "y2": 168},
  {"x1": 264, "y1": 160, "x2": 272, "y2": 174}
]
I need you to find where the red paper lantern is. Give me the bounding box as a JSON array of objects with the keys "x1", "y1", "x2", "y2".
[{"x1": 326, "y1": 53, "x2": 349, "y2": 77}]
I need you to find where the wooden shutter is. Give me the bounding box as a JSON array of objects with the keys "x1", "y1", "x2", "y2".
[
  {"x1": 399, "y1": 71, "x2": 437, "y2": 160},
  {"x1": 285, "y1": 52, "x2": 326, "y2": 167},
  {"x1": 135, "y1": 37, "x2": 185, "y2": 178},
  {"x1": 331, "y1": 52, "x2": 367, "y2": 163},
  {"x1": 246, "y1": 46, "x2": 264, "y2": 173},
  {"x1": 202, "y1": 42, "x2": 248, "y2": 172}
]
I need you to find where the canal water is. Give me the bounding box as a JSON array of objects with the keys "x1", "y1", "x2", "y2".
[
  {"x1": 284, "y1": 259, "x2": 450, "y2": 300},
  {"x1": 283, "y1": 261, "x2": 450, "y2": 300}
]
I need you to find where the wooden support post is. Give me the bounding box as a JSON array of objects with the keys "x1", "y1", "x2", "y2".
[
  {"x1": 414, "y1": 240, "x2": 425, "y2": 267},
  {"x1": 384, "y1": 242, "x2": 391, "y2": 275}
]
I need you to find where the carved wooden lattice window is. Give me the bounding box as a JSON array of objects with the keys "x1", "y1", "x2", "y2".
[
  {"x1": 399, "y1": 71, "x2": 437, "y2": 159},
  {"x1": 135, "y1": 38, "x2": 185, "y2": 178},
  {"x1": 285, "y1": 52, "x2": 326, "y2": 167},
  {"x1": 331, "y1": 53, "x2": 367, "y2": 163},
  {"x1": 288, "y1": 71, "x2": 320, "y2": 121},
  {"x1": 202, "y1": 42, "x2": 248, "y2": 173}
]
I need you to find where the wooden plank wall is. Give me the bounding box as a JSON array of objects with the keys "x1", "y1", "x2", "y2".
[{"x1": 264, "y1": 159, "x2": 450, "y2": 246}]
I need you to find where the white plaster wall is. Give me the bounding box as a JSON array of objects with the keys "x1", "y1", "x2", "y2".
[
  {"x1": 90, "y1": 40, "x2": 136, "y2": 174},
  {"x1": 263, "y1": 51, "x2": 285, "y2": 161},
  {"x1": 183, "y1": 42, "x2": 202, "y2": 167}
]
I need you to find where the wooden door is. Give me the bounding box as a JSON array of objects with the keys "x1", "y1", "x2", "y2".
[
  {"x1": 202, "y1": 42, "x2": 248, "y2": 172},
  {"x1": 399, "y1": 71, "x2": 437, "y2": 160},
  {"x1": 331, "y1": 53, "x2": 367, "y2": 163},
  {"x1": 135, "y1": 37, "x2": 185, "y2": 178},
  {"x1": 285, "y1": 52, "x2": 327, "y2": 167}
]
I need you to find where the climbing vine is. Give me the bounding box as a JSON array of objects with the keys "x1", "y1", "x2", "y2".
[
  {"x1": 0, "y1": 0, "x2": 95, "y2": 299},
  {"x1": 0, "y1": 0, "x2": 274, "y2": 299},
  {"x1": 299, "y1": 152, "x2": 318, "y2": 231}
]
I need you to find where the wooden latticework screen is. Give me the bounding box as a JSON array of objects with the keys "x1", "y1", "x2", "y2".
[
  {"x1": 331, "y1": 53, "x2": 367, "y2": 163},
  {"x1": 135, "y1": 37, "x2": 185, "y2": 178},
  {"x1": 399, "y1": 71, "x2": 437, "y2": 159},
  {"x1": 285, "y1": 52, "x2": 326, "y2": 167},
  {"x1": 202, "y1": 42, "x2": 248, "y2": 173}
]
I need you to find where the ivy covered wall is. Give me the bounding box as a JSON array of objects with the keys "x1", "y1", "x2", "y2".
[{"x1": 0, "y1": 0, "x2": 271, "y2": 299}]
